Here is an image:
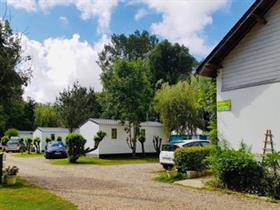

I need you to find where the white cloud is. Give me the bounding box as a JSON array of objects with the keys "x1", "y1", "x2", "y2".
[
  {"x1": 21, "y1": 34, "x2": 108, "y2": 103},
  {"x1": 4, "y1": 0, "x2": 37, "y2": 11},
  {"x1": 59, "y1": 16, "x2": 68, "y2": 24},
  {"x1": 134, "y1": 8, "x2": 147, "y2": 21},
  {"x1": 5, "y1": 0, "x2": 118, "y2": 34},
  {"x1": 137, "y1": 0, "x2": 230, "y2": 55}
]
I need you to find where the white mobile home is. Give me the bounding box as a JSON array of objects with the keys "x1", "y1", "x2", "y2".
[
  {"x1": 79, "y1": 119, "x2": 167, "y2": 157},
  {"x1": 33, "y1": 127, "x2": 69, "y2": 151},
  {"x1": 197, "y1": 0, "x2": 280, "y2": 153},
  {"x1": 18, "y1": 131, "x2": 33, "y2": 140}
]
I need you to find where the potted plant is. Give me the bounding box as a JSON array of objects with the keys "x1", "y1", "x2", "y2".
[{"x1": 3, "y1": 166, "x2": 19, "y2": 185}]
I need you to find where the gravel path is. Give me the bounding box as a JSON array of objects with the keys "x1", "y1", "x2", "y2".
[{"x1": 6, "y1": 155, "x2": 280, "y2": 210}]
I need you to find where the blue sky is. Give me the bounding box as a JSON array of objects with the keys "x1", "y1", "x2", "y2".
[{"x1": 0, "y1": 0, "x2": 255, "y2": 102}]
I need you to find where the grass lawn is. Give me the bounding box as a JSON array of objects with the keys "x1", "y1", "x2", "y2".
[
  {"x1": 154, "y1": 170, "x2": 184, "y2": 183},
  {"x1": 49, "y1": 156, "x2": 159, "y2": 165},
  {"x1": 12, "y1": 152, "x2": 43, "y2": 158},
  {"x1": 0, "y1": 178, "x2": 77, "y2": 210}
]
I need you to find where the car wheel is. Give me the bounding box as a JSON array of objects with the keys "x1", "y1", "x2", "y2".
[
  {"x1": 45, "y1": 154, "x2": 50, "y2": 159},
  {"x1": 162, "y1": 164, "x2": 173, "y2": 171}
]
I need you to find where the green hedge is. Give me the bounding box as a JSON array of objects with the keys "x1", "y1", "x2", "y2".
[
  {"x1": 174, "y1": 146, "x2": 213, "y2": 173},
  {"x1": 206, "y1": 149, "x2": 264, "y2": 194}
]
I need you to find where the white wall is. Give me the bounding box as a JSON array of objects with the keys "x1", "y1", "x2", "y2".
[
  {"x1": 33, "y1": 129, "x2": 69, "y2": 151},
  {"x1": 217, "y1": 1, "x2": 280, "y2": 154},
  {"x1": 19, "y1": 133, "x2": 33, "y2": 140},
  {"x1": 221, "y1": 1, "x2": 280, "y2": 91},
  {"x1": 79, "y1": 120, "x2": 100, "y2": 156},
  {"x1": 140, "y1": 125, "x2": 168, "y2": 153},
  {"x1": 33, "y1": 129, "x2": 42, "y2": 139},
  {"x1": 217, "y1": 73, "x2": 280, "y2": 153},
  {"x1": 79, "y1": 121, "x2": 167, "y2": 156},
  {"x1": 98, "y1": 124, "x2": 131, "y2": 155}
]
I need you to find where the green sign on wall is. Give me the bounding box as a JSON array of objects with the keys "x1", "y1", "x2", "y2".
[{"x1": 217, "y1": 100, "x2": 231, "y2": 112}]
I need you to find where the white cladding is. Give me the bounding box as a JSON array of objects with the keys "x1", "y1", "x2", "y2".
[
  {"x1": 79, "y1": 119, "x2": 167, "y2": 156},
  {"x1": 32, "y1": 127, "x2": 69, "y2": 151},
  {"x1": 221, "y1": 1, "x2": 280, "y2": 91},
  {"x1": 217, "y1": 1, "x2": 280, "y2": 153}
]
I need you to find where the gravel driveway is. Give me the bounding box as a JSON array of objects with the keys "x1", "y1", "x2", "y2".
[{"x1": 6, "y1": 155, "x2": 280, "y2": 210}]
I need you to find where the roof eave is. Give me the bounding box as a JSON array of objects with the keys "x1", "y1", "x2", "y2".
[{"x1": 196, "y1": 0, "x2": 277, "y2": 78}]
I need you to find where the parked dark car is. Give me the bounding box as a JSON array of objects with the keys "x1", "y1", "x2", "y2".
[{"x1": 44, "y1": 141, "x2": 67, "y2": 159}]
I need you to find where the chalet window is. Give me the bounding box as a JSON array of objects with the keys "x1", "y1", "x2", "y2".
[{"x1": 112, "y1": 128, "x2": 117, "y2": 139}]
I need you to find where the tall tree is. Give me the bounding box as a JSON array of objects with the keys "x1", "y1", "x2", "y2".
[
  {"x1": 102, "y1": 59, "x2": 153, "y2": 156},
  {"x1": 148, "y1": 40, "x2": 197, "y2": 88},
  {"x1": 98, "y1": 30, "x2": 158, "y2": 72},
  {"x1": 154, "y1": 76, "x2": 213, "y2": 136},
  {"x1": 34, "y1": 104, "x2": 63, "y2": 128},
  {"x1": 55, "y1": 83, "x2": 101, "y2": 132},
  {"x1": 22, "y1": 98, "x2": 36, "y2": 130},
  {"x1": 0, "y1": 20, "x2": 31, "y2": 134}
]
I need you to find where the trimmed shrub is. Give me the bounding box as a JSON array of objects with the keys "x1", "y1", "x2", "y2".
[
  {"x1": 33, "y1": 137, "x2": 41, "y2": 153},
  {"x1": 174, "y1": 146, "x2": 213, "y2": 174},
  {"x1": 25, "y1": 137, "x2": 33, "y2": 154},
  {"x1": 57, "y1": 136, "x2": 62, "y2": 141},
  {"x1": 46, "y1": 137, "x2": 51, "y2": 143},
  {"x1": 206, "y1": 148, "x2": 264, "y2": 194},
  {"x1": 65, "y1": 133, "x2": 86, "y2": 163},
  {"x1": 4, "y1": 128, "x2": 18, "y2": 138},
  {"x1": 1, "y1": 136, "x2": 9, "y2": 144}
]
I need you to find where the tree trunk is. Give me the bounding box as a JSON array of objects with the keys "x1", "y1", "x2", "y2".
[
  {"x1": 132, "y1": 127, "x2": 137, "y2": 157},
  {"x1": 141, "y1": 142, "x2": 145, "y2": 156}
]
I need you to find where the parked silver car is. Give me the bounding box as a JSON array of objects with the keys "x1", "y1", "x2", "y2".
[{"x1": 3, "y1": 137, "x2": 25, "y2": 152}]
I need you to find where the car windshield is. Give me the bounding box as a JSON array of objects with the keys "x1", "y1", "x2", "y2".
[
  {"x1": 7, "y1": 141, "x2": 19, "y2": 145},
  {"x1": 50, "y1": 143, "x2": 65, "y2": 148},
  {"x1": 183, "y1": 141, "x2": 210, "y2": 147},
  {"x1": 161, "y1": 144, "x2": 177, "y2": 151}
]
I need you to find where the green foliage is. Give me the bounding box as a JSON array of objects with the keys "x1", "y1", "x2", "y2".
[
  {"x1": 49, "y1": 156, "x2": 158, "y2": 165},
  {"x1": 206, "y1": 148, "x2": 264, "y2": 193},
  {"x1": 174, "y1": 146, "x2": 213, "y2": 174},
  {"x1": 65, "y1": 133, "x2": 86, "y2": 163},
  {"x1": 98, "y1": 30, "x2": 158, "y2": 71},
  {"x1": 93, "y1": 130, "x2": 106, "y2": 143},
  {"x1": 1, "y1": 136, "x2": 9, "y2": 144},
  {"x1": 262, "y1": 152, "x2": 280, "y2": 173},
  {"x1": 34, "y1": 104, "x2": 63, "y2": 128},
  {"x1": 57, "y1": 136, "x2": 62, "y2": 141},
  {"x1": 138, "y1": 134, "x2": 145, "y2": 144},
  {"x1": 24, "y1": 137, "x2": 33, "y2": 154},
  {"x1": 261, "y1": 152, "x2": 280, "y2": 199},
  {"x1": 0, "y1": 178, "x2": 77, "y2": 210},
  {"x1": 55, "y1": 83, "x2": 101, "y2": 132},
  {"x1": 0, "y1": 20, "x2": 32, "y2": 135},
  {"x1": 4, "y1": 128, "x2": 18, "y2": 138},
  {"x1": 154, "y1": 76, "x2": 212, "y2": 135},
  {"x1": 154, "y1": 170, "x2": 183, "y2": 183},
  {"x1": 50, "y1": 134, "x2": 55, "y2": 141},
  {"x1": 148, "y1": 40, "x2": 197, "y2": 87},
  {"x1": 205, "y1": 79, "x2": 217, "y2": 144},
  {"x1": 101, "y1": 59, "x2": 153, "y2": 156},
  {"x1": 84, "y1": 130, "x2": 106, "y2": 154},
  {"x1": 45, "y1": 137, "x2": 51, "y2": 144},
  {"x1": 33, "y1": 137, "x2": 41, "y2": 153}
]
